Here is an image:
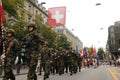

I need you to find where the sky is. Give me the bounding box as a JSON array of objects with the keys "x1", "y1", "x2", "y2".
[{"x1": 38, "y1": 0, "x2": 120, "y2": 49}]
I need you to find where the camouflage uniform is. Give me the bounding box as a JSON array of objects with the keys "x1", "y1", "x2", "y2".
[
  {"x1": 72, "y1": 49, "x2": 78, "y2": 73},
  {"x1": 51, "y1": 49, "x2": 59, "y2": 74},
  {"x1": 77, "y1": 54, "x2": 82, "y2": 72},
  {"x1": 67, "y1": 47, "x2": 75, "y2": 75},
  {"x1": 53, "y1": 49, "x2": 59, "y2": 74},
  {"x1": 3, "y1": 29, "x2": 19, "y2": 80},
  {"x1": 57, "y1": 47, "x2": 64, "y2": 75},
  {"x1": 40, "y1": 42, "x2": 52, "y2": 80},
  {"x1": 25, "y1": 24, "x2": 44, "y2": 80},
  {"x1": 49, "y1": 48, "x2": 54, "y2": 74}
]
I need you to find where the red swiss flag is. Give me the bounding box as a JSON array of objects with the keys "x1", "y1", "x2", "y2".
[
  {"x1": 0, "y1": 0, "x2": 5, "y2": 25},
  {"x1": 48, "y1": 6, "x2": 66, "y2": 27}
]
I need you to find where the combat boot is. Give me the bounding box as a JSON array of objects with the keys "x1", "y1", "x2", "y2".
[
  {"x1": 9, "y1": 71, "x2": 16, "y2": 80},
  {"x1": 33, "y1": 74, "x2": 37, "y2": 80},
  {"x1": 38, "y1": 72, "x2": 41, "y2": 75},
  {"x1": 70, "y1": 72, "x2": 72, "y2": 76},
  {"x1": 44, "y1": 76, "x2": 46, "y2": 80}
]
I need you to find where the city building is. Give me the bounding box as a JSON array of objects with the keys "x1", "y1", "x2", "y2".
[
  {"x1": 52, "y1": 26, "x2": 83, "y2": 53},
  {"x1": 6, "y1": 0, "x2": 48, "y2": 25},
  {"x1": 108, "y1": 21, "x2": 120, "y2": 59},
  {"x1": 24, "y1": 0, "x2": 48, "y2": 24}
]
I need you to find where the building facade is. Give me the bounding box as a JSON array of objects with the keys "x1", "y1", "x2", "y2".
[
  {"x1": 6, "y1": 0, "x2": 48, "y2": 25},
  {"x1": 52, "y1": 26, "x2": 83, "y2": 53},
  {"x1": 108, "y1": 21, "x2": 120, "y2": 59},
  {"x1": 24, "y1": 0, "x2": 48, "y2": 24}
]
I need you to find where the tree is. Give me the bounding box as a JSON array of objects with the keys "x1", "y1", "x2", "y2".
[
  {"x1": 34, "y1": 14, "x2": 57, "y2": 48},
  {"x1": 2, "y1": 0, "x2": 29, "y2": 41},
  {"x1": 97, "y1": 48, "x2": 105, "y2": 59},
  {"x1": 8, "y1": 21, "x2": 28, "y2": 41},
  {"x1": 2, "y1": 0, "x2": 24, "y2": 18},
  {"x1": 57, "y1": 35, "x2": 71, "y2": 50}
]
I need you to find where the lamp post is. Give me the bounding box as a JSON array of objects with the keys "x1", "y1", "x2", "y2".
[{"x1": 40, "y1": 2, "x2": 46, "y2": 5}]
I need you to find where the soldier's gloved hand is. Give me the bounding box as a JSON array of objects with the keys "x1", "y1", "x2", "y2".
[
  {"x1": 50, "y1": 61, "x2": 53, "y2": 63},
  {"x1": 1, "y1": 54, "x2": 5, "y2": 60}
]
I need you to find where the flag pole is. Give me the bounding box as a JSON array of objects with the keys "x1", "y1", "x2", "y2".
[
  {"x1": 0, "y1": 0, "x2": 5, "y2": 60},
  {"x1": 0, "y1": 15, "x2": 5, "y2": 60}
]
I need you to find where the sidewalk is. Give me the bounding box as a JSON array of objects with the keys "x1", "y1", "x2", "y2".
[{"x1": 0, "y1": 66, "x2": 28, "y2": 78}]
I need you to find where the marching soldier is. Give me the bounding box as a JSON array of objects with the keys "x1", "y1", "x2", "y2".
[
  {"x1": 49, "y1": 48, "x2": 54, "y2": 74},
  {"x1": 77, "y1": 53, "x2": 82, "y2": 72},
  {"x1": 24, "y1": 23, "x2": 44, "y2": 80},
  {"x1": 2, "y1": 29, "x2": 19, "y2": 80},
  {"x1": 40, "y1": 41, "x2": 52, "y2": 80},
  {"x1": 72, "y1": 49, "x2": 78, "y2": 73},
  {"x1": 57, "y1": 47, "x2": 64, "y2": 75},
  {"x1": 64, "y1": 49, "x2": 69, "y2": 73},
  {"x1": 67, "y1": 46, "x2": 74, "y2": 75},
  {"x1": 53, "y1": 49, "x2": 59, "y2": 74}
]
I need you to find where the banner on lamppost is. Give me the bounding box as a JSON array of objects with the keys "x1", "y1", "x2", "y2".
[{"x1": 48, "y1": 6, "x2": 66, "y2": 27}]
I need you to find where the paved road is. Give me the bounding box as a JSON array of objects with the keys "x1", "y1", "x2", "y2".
[{"x1": 1, "y1": 65, "x2": 120, "y2": 80}]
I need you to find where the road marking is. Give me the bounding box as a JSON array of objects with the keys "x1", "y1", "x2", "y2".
[{"x1": 108, "y1": 68, "x2": 118, "y2": 80}]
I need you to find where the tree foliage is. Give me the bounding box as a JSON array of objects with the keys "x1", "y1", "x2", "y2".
[
  {"x1": 97, "y1": 48, "x2": 105, "y2": 59},
  {"x1": 57, "y1": 35, "x2": 71, "y2": 50},
  {"x1": 3, "y1": 0, "x2": 27, "y2": 41},
  {"x1": 2, "y1": 0, "x2": 24, "y2": 18},
  {"x1": 8, "y1": 21, "x2": 28, "y2": 41},
  {"x1": 34, "y1": 15, "x2": 57, "y2": 48}
]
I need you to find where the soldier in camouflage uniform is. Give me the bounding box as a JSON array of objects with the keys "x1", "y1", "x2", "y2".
[
  {"x1": 49, "y1": 48, "x2": 54, "y2": 74},
  {"x1": 24, "y1": 23, "x2": 44, "y2": 80},
  {"x1": 57, "y1": 47, "x2": 64, "y2": 75},
  {"x1": 67, "y1": 46, "x2": 75, "y2": 75},
  {"x1": 72, "y1": 49, "x2": 78, "y2": 73},
  {"x1": 77, "y1": 53, "x2": 82, "y2": 72},
  {"x1": 2, "y1": 29, "x2": 19, "y2": 80},
  {"x1": 40, "y1": 41, "x2": 52, "y2": 80},
  {"x1": 64, "y1": 49, "x2": 69, "y2": 73},
  {"x1": 53, "y1": 49, "x2": 59, "y2": 74}
]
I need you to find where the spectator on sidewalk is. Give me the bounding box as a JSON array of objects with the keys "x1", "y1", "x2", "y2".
[{"x1": 15, "y1": 55, "x2": 23, "y2": 74}]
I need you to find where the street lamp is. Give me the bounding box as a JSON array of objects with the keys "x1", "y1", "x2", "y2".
[
  {"x1": 40, "y1": 2, "x2": 46, "y2": 5},
  {"x1": 100, "y1": 28, "x2": 103, "y2": 30},
  {"x1": 95, "y1": 3, "x2": 101, "y2": 6},
  {"x1": 71, "y1": 29, "x2": 74, "y2": 31}
]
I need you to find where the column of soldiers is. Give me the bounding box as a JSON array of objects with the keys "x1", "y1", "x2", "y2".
[
  {"x1": 38, "y1": 46, "x2": 83, "y2": 79},
  {"x1": 0, "y1": 23, "x2": 83, "y2": 80}
]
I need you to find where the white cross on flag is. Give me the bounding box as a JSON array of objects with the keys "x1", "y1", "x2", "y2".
[{"x1": 48, "y1": 6, "x2": 66, "y2": 27}]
